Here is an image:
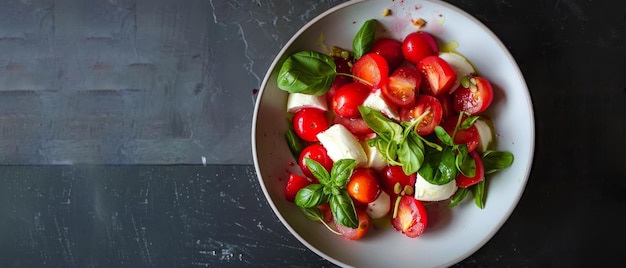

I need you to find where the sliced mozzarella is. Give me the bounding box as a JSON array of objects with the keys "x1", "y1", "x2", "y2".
[
  {"x1": 474, "y1": 118, "x2": 494, "y2": 153},
  {"x1": 366, "y1": 191, "x2": 391, "y2": 219},
  {"x1": 286, "y1": 93, "x2": 328, "y2": 113},
  {"x1": 361, "y1": 140, "x2": 388, "y2": 171},
  {"x1": 362, "y1": 89, "x2": 400, "y2": 121},
  {"x1": 414, "y1": 173, "x2": 458, "y2": 202},
  {"x1": 316, "y1": 124, "x2": 367, "y2": 167},
  {"x1": 439, "y1": 52, "x2": 476, "y2": 93}
]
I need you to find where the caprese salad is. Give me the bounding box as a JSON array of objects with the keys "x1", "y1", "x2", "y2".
[{"x1": 278, "y1": 18, "x2": 514, "y2": 240}]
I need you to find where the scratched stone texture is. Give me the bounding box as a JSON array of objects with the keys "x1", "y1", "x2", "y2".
[{"x1": 0, "y1": 0, "x2": 347, "y2": 165}]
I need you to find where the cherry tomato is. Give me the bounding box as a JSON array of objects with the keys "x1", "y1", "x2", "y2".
[
  {"x1": 298, "y1": 144, "x2": 333, "y2": 180},
  {"x1": 391, "y1": 195, "x2": 428, "y2": 238},
  {"x1": 455, "y1": 151, "x2": 485, "y2": 188},
  {"x1": 326, "y1": 57, "x2": 354, "y2": 106},
  {"x1": 346, "y1": 168, "x2": 381, "y2": 204},
  {"x1": 292, "y1": 108, "x2": 330, "y2": 142},
  {"x1": 438, "y1": 94, "x2": 457, "y2": 120},
  {"x1": 380, "y1": 165, "x2": 416, "y2": 199},
  {"x1": 382, "y1": 66, "x2": 421, "y2": 108},
  {"x1": 352, "y1": 53, "x2": 389, "y2": 88},
  {"x1": 453, "y1": 75, "x2": 494, "y2": 115},
  {"x1": 333, "y1": 116, "x2": 374, "y2": 137},
  {"x1": 370, "y1": 38, "x2": 404, "y2": 72},
  {"x1": 400, "y1": 95, "x2": 443, "y2": 136},
  {"x1": 332, "y1": 82, "x2": 370, "y2": 119},
  {"x1": 285, "y1": 173, "x2": 313, "y2": 202},
  {"x1": 418, "y1": 56, "x2": 457, "y2": 96},
  {"x1": 442, "y1": 115, "x2": 480, "y2": 152},
  {"x1": 402, "y1": 31, "x2": 439, "y2": 65},
  {"x1": 334, "y1": 208, "x2": 371, "y2": 240}
]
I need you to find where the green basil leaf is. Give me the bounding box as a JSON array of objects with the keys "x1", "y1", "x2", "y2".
[
  {"x1": 359, "y1": 106, "x2": 403, "y2": 142},
  {"x1": 481, "y1": 150, "x2": 514, "y2": 174},
  {"x1": 418, "y1": 147, "x2": 439, "y2": 183},
  {"x1": 460, "y1": 115, "x2": 480, "y2": 129},
  {"x1": 295, "y1": 184, "x2": 327, "y2": 208},
  {"x1": 352, "y1": 19, "x2": 377, "y2": 60},
  {"x1": 277, "y1": 50, "x2": 337, "y2": 96},
  {"x1": 471, "y1": 180, "x2": 486, "y2": 209},
  {"x1": 420, "y1": 146, "x2": 457, "y2": 185},
  {"x1": 304, "y1": 157, "x2": 331, "y2": 185},
  {"x1": 455, "y1": 145, "x2": 476, "y2": 177},
  {"x1": 398, "y1": 132, "x2": 425, "y2": 175},
  {"x1": 434, "y1": 126, "x2": 454, "y2": 147},
  {"x1": 300, "y1": 206, "x2": 325, "y2": 222},
  {"x1": 330, "y1": 191, "x2": 358, "y2": 228},
  {"x1": 331, "y1": 159, "x2": 357, "y2": 188},
  {"x1": 448, "y1": 187, "x2": 469, "y2": 207},
  {"x1": 285, "y1": 128, "x2": 307, "y2": 160}
]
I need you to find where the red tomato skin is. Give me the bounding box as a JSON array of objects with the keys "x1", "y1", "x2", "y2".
[
  {"x1": 332, "y1": 82, "x2": 370, "y2": 119},
  {"x1": 298, "y1": 144, "x2": 334, "y2": 180},
  {"x1": 352, "y1": 53, "x2": 389, "y2": 88},
  {"x1": 418, "y1": 56, "x2": 457, "y2": 96},
  {"x1": 402, "y1": 31, "x2": 439, "y2": 65},
  {"x1": 452, "y1": 76, "x2": 494, "y2": 115},
  {"x1": 347, "y1": 168, "x2": 382, "y2": 204},
  {"x1": 438, "y1": 94, "x2": 458, "y2": 120},
  {"x1": 334, "y1": 208, "x2": 371, "y2": 240},
  {"x1": 441, "y1": 115, "x2": 480, "y2": 152},
  {"x1": 456, "y1": 151, "x2": 485, "y2": 188},
  {"x1": 333, "y1": 116, "x2": 374, "y2": 136},
  {"x1": 285, "y1": 174, "x2": 313, "y2": 202},
  {"x1": 292, "y1": 108, "x2": 330, "y2": 142},
  {"x1": 382, "y1": 66, "x2": 421, "y2": 108},
  {"x1": 391, "y1": 196, "x2": 428, "y2": 238},
  {"x1": 380, "y1": 165, "x2": 417, "y2": 199},
  {"x1": 318, "y1": 203, "x2": 333, "y2": 223},
  {"x1": 371, "y1": 38, "x2": 404, "y2": 71},
  {"x1": 399, "y1": 94, "x2": 443, "y2": 136}
]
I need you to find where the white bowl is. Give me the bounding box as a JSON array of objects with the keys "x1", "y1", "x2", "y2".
[{"x1": 252, "y1": 0, "x2": 535, "y2": 267}]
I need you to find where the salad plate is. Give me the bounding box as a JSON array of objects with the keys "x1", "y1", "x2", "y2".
[{"x1": 252, "y1": 0, "x2": 534, "y2": 267}]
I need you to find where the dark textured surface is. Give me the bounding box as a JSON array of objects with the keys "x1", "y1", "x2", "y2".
[{"x1": 0, "y1": 0, "x2": 625, "y2": 267}]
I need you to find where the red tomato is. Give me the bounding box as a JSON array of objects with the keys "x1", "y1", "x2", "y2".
[
  {"x1": 438, "y1": 94, "x2": 457, "y2": 120},
  {"x1": 333, "y1": 116, "x2": 374, "y2": 136},
  {"x1": 391, "y1": 195, "x2": 428, "y2": 238},
  {"x1": 442, "y1": 115, "x2": 480, "y2": 152},
  {"x1": 382, "y1": 66, "x2": 421, "y2": 108},
  {"x1": 346, "y1": 168, "x2": 381, "y2": 204},
  {"x1": 380, "y1": 165, "x2": 416, "y2": 199},
  {"x1": 352, "y1": 53, "x2": 389, "y2": 88},
  {"x1": 292, "y1": 108, "x2": 329, "y2": 142},
  {"x1": 334, "y1": 208, "x2": 371, "y2": 240},
  {"x1": 370, "y1": 38, "x2": 404, "y2": 72},
  {"x1": 453, "y1": 76, "x2": 494, "y2": 115},
  {"x1": 455, "y1": 151, "x2": 485, "y2": 188},
  {"x1": 285, "y1": 174, "x2": 313, "y2": 202},
  {"x1": 318, "y1": 203, "x2": 333, "y2": 223},
  {"x1": 400, "y1": 95, "x2": 443, "y2": 136},
  {"x1": 332, "y1": 82, "x2": 370, "y2": 119},
  {"x1": 298, "y1": 144, "x2": 333, "y2": 180},
  {"x1": 418, "y1": 56, "x2": 457, "y2": 96},
  {"x1": 326, "y1": 57, "x2": 354, "y2": 106},
  {"x1": 402, "y1": 31, "x2": 439, "y2": 65}
]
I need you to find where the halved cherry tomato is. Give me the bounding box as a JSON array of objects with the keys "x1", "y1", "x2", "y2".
[
  {"x1": 370, "y1": 38, "x2": 404, "y2": 72},
  {"x1": 391, "y1": 195, "x2": 428, "y2": 238},
  {"x1": 298, "y1": 144, "x2": 333, "y2": 180},
  {"x1": 382, "y1": 66, "x2": 421, "y2": 108},
  {"x1": 334, "y1": 208, "x2": 371, "y2": 240},
  {"x1": 333, "y1": 116, "x2": 374, "y2": 137},
  {"x1": 453, "y1": 75, "x2": 494, "y2": 115},
  {"x1": 418, "y1": 56, "x2": 457, "y2": 96},
  {"x1": 380, "y1": 165, "x2": 416, "y2": 199},
  {"x1": 455, "y1": 151, "x2": 485, "y2": 188},
  {"x1": 332, "y1": 82, "x2": 370, "y2": 119},
  {"x1": 442, "y1": 115, "x2": 480, "y2": 152},
  {"x1": 285, "y1": 173, "x2": 313, "y2": 202},
  {"x1": 402, "y1": 31, "x2": 439, "y2": 65},
  {"x1": 400, "y1": 95, "x2": 443, "y2": 136},
  {"x1": 352, "y1": 53, "x2": 389, "y2": 88},
  {"x1": 347, "y1": 168, "x2": 381, "y2": 204},
  {"x1": 292, "y1": 108, "x2": 329, "y2": 142}
]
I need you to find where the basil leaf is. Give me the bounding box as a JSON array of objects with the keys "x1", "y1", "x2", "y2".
[
  {"x1": 460, "y1": 115, "x2": 480, "y2": 129},
  {"x1": 277, "y1": 50, "x2": 337, "y2": 96},
  {"x1": 455, "y1": 145, "x2": 476, "y2": 177},
  {"x1": 359, "y1": 106, "x2": 403, "y2": 142},
  {"x1": 285, "y1": 128, "x2": 307, "y2": 160},
  {"x1": 331, "y1": 159, "x2": 357, "y2": 188},
  {"x1": 352, "y1": 19, "x2": 377, "y2": 60},
  {"x1": 482, "y1": 150, "x2": 514, "y2": 174},
  {"x1": 304, "y1": 157, "x2": 331, "y2": 185},
  {"x1": 434, "y1": 146, "x2": 458, "y2": 185},
  {"x1": 448, "y1": 188, "x2": 469, "y2": 207},
  {"x1": 398, "y1": 132, "x2": 425, "y2": 175},
  {"x1": 330, "y1": 191, "x2": 358, "y2": 228},
  {"x1": 295, "y1": 184, "x2": 327, "y2": 208},
  {"x1": 471, "y1": 180, "x2": 486, "y2": 209},
  {"x1": 300, "y1": 206, "x2": 325, "y2": 222},
  {"x1": 434, "y1": 126, "x2": 454, "y2": 147}
]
